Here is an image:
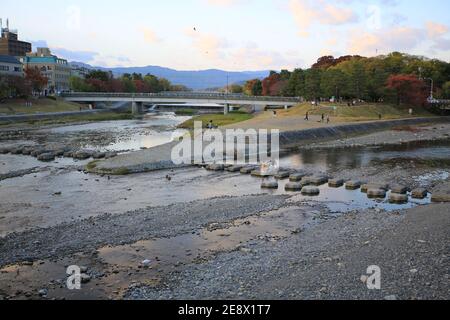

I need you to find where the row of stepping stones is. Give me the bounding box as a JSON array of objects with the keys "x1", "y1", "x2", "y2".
[
  {"x1": 0, "y1": 145, "x2": 117, "y2": 162},
  {"x1": 201, "y1": 164, "x2": 435, "y2": 203}
]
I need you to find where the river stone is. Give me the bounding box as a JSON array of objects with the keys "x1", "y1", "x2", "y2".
[
  {"x1": 105, "y1": 152, "x2": 118, "y2": 159},
  {"x1": 285, "y1": 182, "x2": 303, "y2": 191},
  {"x1": 21, "y1": 147, "x2": 34, "y2": 155},
  {"x1": 275, "y1": 171, "x2": 291, "y2": 180},
  {"x1": 10, "y1": 147, "x2": 24, "y2": 155},
  {"x1": 55, "y1": 148, "x2": 70, "y2": 157},
  {"x1": 309, "y1": 176, "x2": 329, "y2": 186},
  {"x1": 93, "y1": 152, "x2": 106, "y2": 159},
  {"x1": 261, "y1": 180, "x2": 279, "y2": 189},
  {"x1": 74, "y1": 151, "x2": 92, "y2": 160},
  {"x1": 31, "y1": 149, "x2": 52, "y2": 157},
  {"x1": 412, "y1": 188, "x2": 428, "y2": 199},
  {"x1": 289, "y1": 172, "x2": 307, "y2": 182},
  {"x1": 226, "y1": 165, "x2": 244, "y2": 172},
  {"x1": 328, "y1": 179, "x2": 344, "y2": 188},
  {"x1": 389, "y1": 193, "x2": 408, "y2": 203},
  {"x1": 240, "y1": 166, "x2": 257, "y2": 174},
  {"x1": 361, "y1": 183, "x2": 389, "y2": 193},
  {"x1": 367, "y1": 189, "x2": 387, "y2": 198},
  {"x1": 346, "y1": 180, "x2": 362, "y2": 190},
  {"x1": 37, "y1": 153, "x2": 56, "y2": 162},
  {"x1": 301, "y1": 186, "x2": 320, "y2": 196},
  {"x1": 390, "y1": 184, "x2": 408, "y2": 194},
  {"x1": 63, "y1": 151, "x2": 74, "y2": 158},
  {"x1": 207, "y1": 164, "x2": 225, "y2": 171},
  {"x1": 0, "y1": 147, "x2": 11, "y2": 154},
  {"x1": 431, "y1": 193, "x2": 450, "y2": 203}
]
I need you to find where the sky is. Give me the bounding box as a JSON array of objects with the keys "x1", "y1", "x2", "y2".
[{"x1": 2, "y1": 0, "x2": 450, "y2": 71}]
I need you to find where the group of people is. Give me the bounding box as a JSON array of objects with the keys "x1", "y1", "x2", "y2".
[{"x1": 304, "y1": 112, "x2": 330, "y2": 124}]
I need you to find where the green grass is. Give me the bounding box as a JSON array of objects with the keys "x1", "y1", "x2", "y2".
[
  {"x1": 178, "y1": 112, "x2": 253, "y2": 129},
  {"x1": 280, "y1": 102, "x2": 433, "y2": 121},
  {"x1": 0, "y1": 98, "x2": 83, "y2": 114}
]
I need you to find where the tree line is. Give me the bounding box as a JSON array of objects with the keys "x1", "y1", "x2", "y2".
[
  {"x1": 242, "y1": 52, "x2": 450, "y2": 106},
  {"x1": 70, "y1": 70, "x2": 190, "y2": 93}
]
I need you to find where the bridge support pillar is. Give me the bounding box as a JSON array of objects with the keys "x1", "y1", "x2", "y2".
[
  {"x1": 132, "y1": 101, "x2": 143, "y2": 116},
  {"x1": 224, "y1": 104, "x2": 229, "y2": 115}
]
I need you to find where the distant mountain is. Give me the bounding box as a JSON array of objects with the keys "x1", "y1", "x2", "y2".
[{"x1": 70, "y1": 63, "x2": 270, "y2": 90}]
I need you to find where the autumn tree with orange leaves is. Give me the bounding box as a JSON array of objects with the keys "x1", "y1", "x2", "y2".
[{"x1": 386, "y1": 74, "x2": 428, "y2": 106}]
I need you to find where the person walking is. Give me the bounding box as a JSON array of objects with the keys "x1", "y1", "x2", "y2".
[
  {"x1": 304, "y1": 111, "x2": 309, "y2": 121},
  {"x1": 321, "y1": 114, "x2": 325, "y2": 123},
  {"x1": 327, "y1": 114, "x2": 330, "y2": 124}
]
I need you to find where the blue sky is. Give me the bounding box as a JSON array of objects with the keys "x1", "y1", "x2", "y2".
[{"x1": 2, "y1": 0, "x2": 450, "y2": 70}]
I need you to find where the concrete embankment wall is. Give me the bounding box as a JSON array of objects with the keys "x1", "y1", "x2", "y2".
[{"x1": 279, "y1": 117, "x2": 450, "y2": 149}]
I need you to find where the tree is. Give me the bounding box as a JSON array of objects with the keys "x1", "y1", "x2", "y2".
[
  {"x1": 25, "y1": 67, "x2": 48, "y2": 94},
  {"x1": 320, "y1": 69, "x2": 348, "y2": 99},
  {"x1": 303, "y1": 68, "x2": 322, "y2": 100},
  {"x1": 262, "y1": 72, "x2": 287, "y2": 96},
  {"x1": 441, "y1": 81, "x2": 450, "y2": 99},
  {"x1": 386, "y1": 74, "x2": 428, "y2": 106},
  {"x1": 244, "y1": 79, "x2": 263, "y2": 96},
  {"x1": 86, "y1": 70, "x2": 111, "y2": 82},
  {"x1": 283, "y1": 68, "x2": 305, "y2": 97}
]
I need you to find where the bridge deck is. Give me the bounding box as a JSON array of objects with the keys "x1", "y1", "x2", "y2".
[{"x1": 61, "y1": 92, "x2": 301, "y2": 106}]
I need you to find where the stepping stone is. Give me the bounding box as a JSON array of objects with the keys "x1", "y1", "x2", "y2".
[
  {"x1": 301, "y1": 186, "x2": 320, "y2": 196},
  {"x1": 328, "y1": 179, "x2": 344, "y2": 188},
  {"x1": 285, "y1": 182, "x2": 303, "y2": 191},
  {"x1": 240, "y1": 166, "x2": 257, "y2": 174},
  {"x1": 275, "y1": 171, "x2": 291, "y2": 180},
  {"x1": 0, "y1": 147, "x2": 11, "y2": 154},
  {"x1": 207, "y1": 164, "x2": 225, "y2": 171},
  {"x1": 226, "y1": 165, "x2": 244, "y2": 172},
  {"x1": 251, "y1": 170, "x2": 272, "y2": 177},
  {"x1": 389, "y1": 193, "x2": 408, "y2": 204},
  {"x1": 346, "y1": 181, "x2": 362, "y2": 190},
  {"x1": 412, "y1": 188, "x2": 428, "y2": 199},
  {"x1": 361, "y1": 183, "x2": 389, "y2": 193},
  {"x1": 367, "y1": 189, "x2": 387, "y2": 199},
  {"x1": 63, "y1": 151, "x2": 74, "y2": 158},
  {"x1": 431, "y1": 193, "x2": 450, "y2": 203},
  {"x1": 390, "y1": 184, "x2": 408, "y2": 194},
  {"x1": 289, "y1": 172, "x2": 307, "y2": 182},
  {"x1": 309, "y1": 176, "x2": 329, "y2": 186},
  {"x1": 261, "y1": 180, "x2": 279, "y2": 189}
]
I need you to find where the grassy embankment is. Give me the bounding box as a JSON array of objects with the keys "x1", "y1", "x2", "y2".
[
  {"x1": 178, "y1": 111, "x2": 253, "y2": 129},
  {"x1": 0, "y1": 98, "x2": 132, "y2": 126},
  {"x1": 280, "y1": 102, "x2": 434, "y2": 122}
]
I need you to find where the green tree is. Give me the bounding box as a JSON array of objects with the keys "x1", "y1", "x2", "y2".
[{"x1": 303, "y1": 68, "x2": 322, "y2": 100}]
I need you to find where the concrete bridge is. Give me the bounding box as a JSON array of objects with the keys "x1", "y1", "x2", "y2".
[{"x1": 61, "y1": 92, "x2": 301, "y2": 115}]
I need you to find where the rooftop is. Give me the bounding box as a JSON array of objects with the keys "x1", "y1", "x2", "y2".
[{"x1": 0, "y1": 55, "x2": 21, "y2": 64}]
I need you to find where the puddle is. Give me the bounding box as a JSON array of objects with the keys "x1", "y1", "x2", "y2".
[
  {"x1": 0, "y1": 154, "x2": 90, "y2": 174},
  {"x1": 0, "y1": 206, "x2": 316, "y2": 300}
]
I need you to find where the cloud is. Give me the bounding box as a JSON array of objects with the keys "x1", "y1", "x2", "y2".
[
  {"x1": 141, "y1": 27, "x2": 162, "y2": 44},
  {"x1": 184, "y1": 28, "x2": 228, "y2": 59},
  {"x1": 289, "y1": 0, "x2": 358, "y2": 37},
  {"x1": 29, "y1": 40, "x2": 99, "y2": 63},
  {"x1": 426, "y1": 21, "x2": 449, "y2": 39},
  {"x1": 347, "y1": 26, "x2": 425, "y2": 56}
]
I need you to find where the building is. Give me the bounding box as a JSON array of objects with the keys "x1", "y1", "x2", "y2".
[
  {"x1": 0, "y1": 19, "x2": 32, "y2": 57},
  {"x1": 22, "y1": 48, "x2": 71, "y2": 94},
  {"x1": 0, "y1": 55, "x2": 23, "y2": 76},
  {"x1": 70, "y1": 62, "x2": 91, "y2": 78}
]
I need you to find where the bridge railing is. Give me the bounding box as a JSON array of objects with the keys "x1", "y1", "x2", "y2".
[{"x1": 61, "y1": 92, "x2": 302, "y2": 103}]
